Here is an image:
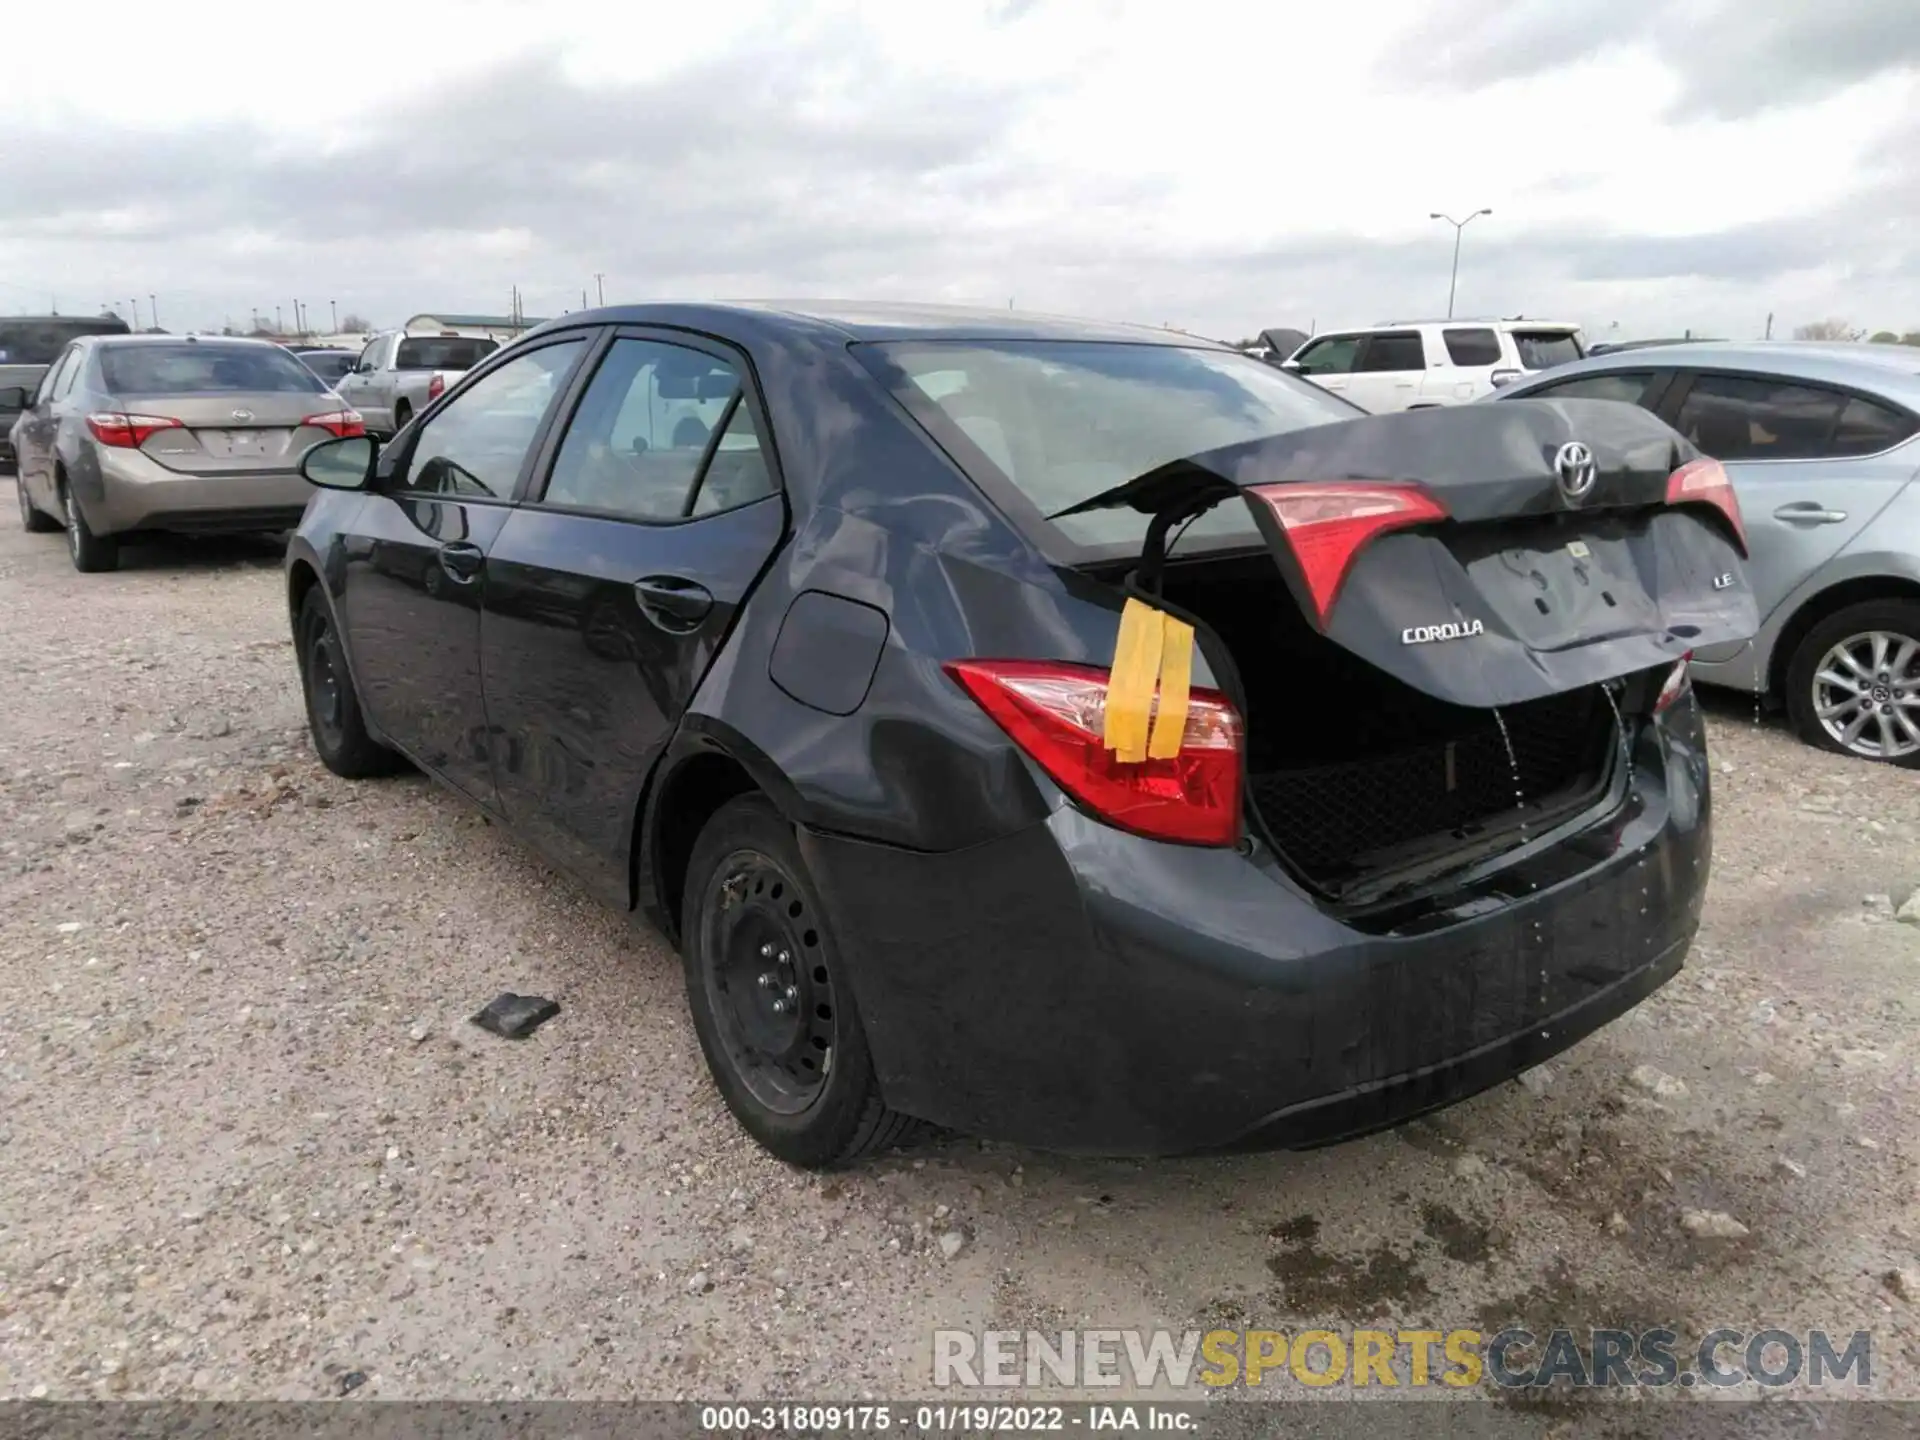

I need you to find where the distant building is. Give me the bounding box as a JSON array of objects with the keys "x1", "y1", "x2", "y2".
[{"x1": 403, "y1": 312, "x2": 549, "y2": 342}]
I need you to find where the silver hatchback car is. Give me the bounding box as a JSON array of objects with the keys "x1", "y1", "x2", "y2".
[
  {"x1": 5, "y1": 335, "x2": 363, "y2": 573},
  {"x1": 1494, "y1": 342, "x2": 1920, "y2": 766}
]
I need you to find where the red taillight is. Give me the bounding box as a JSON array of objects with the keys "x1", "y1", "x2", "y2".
[
  {"x1": 426, "y1": 373, "x2": 446, "y2": 402},
  {"x1": 1247, "y1": 482, "x2": 1449, "y2": 625},
  {"x1": 85, "y1": 412, "x2": 182, "y2": 448},
  {"x1": 944, "y1": 659, "x2": 1243, "y2": 846},
  {"x1": 302, "y1": 409, "x2": 366, "y2": 439},
  {"x1": 1654, "y1": 654, "x2": 1693, "y2": 714},
  {"x1": 1666, "y1": 457, "x2": 1746, "y2": 553}
]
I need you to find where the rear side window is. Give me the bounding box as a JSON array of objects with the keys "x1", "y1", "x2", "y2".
[
  {"x1": 1512, "y1": 330, "x2": 1583, "y2": 370},
  {"x1": 99, "y1": 344, "x2": 326, "y2": 395},
  {"x1": 861, "y1": 339, "x2": 1359, "y2": 550},
  {"x1": 1357, "y1": 332, "x2": 1425, "y2": 372},
  {"x1": 541, "y1": 338, "x2": 771, "y2": 521},
  {"x1": 1291, "y1": 336, "x2": 1359, "y2": 375},
  {"x1": 1831, "y1": 395, "x2": 1918, "y2": 457},
  {"x1": 1442, "y1": 328, "x2": 1502, "y2": 367},
  {"x1": 395, "y1": 337, "x2": 499, "y2": 371},
  {"x1": 1530, "y1": 371, "x2": 1659, "y2": 406},
  {"x1": 1675, "y1": 374, "x2": 1858, "y2": 461}
]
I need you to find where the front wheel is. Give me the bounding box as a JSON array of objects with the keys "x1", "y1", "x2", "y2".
[
  {"x1": 296, "y1": 587, "x2": 404, "y2": 778},
  {"x1": 17, "y1": 475, "x2": 58, "y2": 533},
  {"x1": 680, "y1": 795, "x2": 916, "y2": 1168},
  {"x1": 61, "y1": 482, "x2": 118, "y2": 572},
  {"x1": 1784, "y1": 599, "x2": 1920, "y2": 766}
]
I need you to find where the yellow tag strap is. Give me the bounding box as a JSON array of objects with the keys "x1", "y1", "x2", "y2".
[
  {"x1": 1146, "y1": 617, "x2": 1194, "y2": 760},
  {"x1": 1105, "y1": 597, "x2": 1164, "y2": 763}
]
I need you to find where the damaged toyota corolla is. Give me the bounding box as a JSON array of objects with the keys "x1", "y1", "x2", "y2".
[{"x1": 284, "y1": 303, "x2": 1758, "y2": 1168}]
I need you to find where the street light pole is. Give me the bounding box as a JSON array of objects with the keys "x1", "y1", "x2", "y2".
[{"x1": 1430, "y1": 208, "x2": 1493, "y2": 319}]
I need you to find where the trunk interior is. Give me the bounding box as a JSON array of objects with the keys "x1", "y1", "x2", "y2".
[{"x1": 1147, "y1": 552, "x2": 1627, "y2": 897}]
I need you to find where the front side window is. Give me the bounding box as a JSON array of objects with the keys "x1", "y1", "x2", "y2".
[
  {"x1": 541, "y1": 339, "x2": 764, "y2": 520},
  {"x1": 403, "y1": 340, "x2": 586, "y2": 498},
  {"x1": 1675, "y1": 373, "x2": 1850, "y2": 461},
  {"x1": 860, "y1": 340, "x2": 1359, "y2": 550},
  {"x1": 1531, "y1": 370, "x2": 1659, "y2": 407},
  {"x1": 1291, "y1": 336, "x2": 1359, "y2": 375},
  {"x1": 1357, "y1": 332, "x2": 1426, "y2": 372}
]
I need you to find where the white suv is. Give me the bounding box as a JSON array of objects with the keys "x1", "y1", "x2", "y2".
[{"x1": 1280, "y1": 320, "x2": 1586, "y2": 414}]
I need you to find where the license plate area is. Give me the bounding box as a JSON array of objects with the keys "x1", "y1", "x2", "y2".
[
  {"x1": 1453, "y1": 519, "x2": 1660, "y2": 652},
  {"x1": 195, "y1": 428, "x2": 290, "y2": 459}
]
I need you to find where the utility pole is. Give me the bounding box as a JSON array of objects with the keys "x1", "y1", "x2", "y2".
[
  {"x1": 275, "y1": 306, "x2": 283, "y2": 333},
  {"x1": 331, "y1": 300, "x2": 339, "y2": 333},
  {"x1": 129, "y1": 299, "x2": 140, "y2": 330},
  {"x1": 1430, "y1": 208, "x2": 1493, "y2": 319},
  {"x1": 594, "y1": 273, "x2": 605, "y2": 306},
  {"x1": 149, "y1": 294, "x2": 159, "y2": 330},
  {"x1": 1764, "y1": 312, "x2": 1774, "y2": 340}
]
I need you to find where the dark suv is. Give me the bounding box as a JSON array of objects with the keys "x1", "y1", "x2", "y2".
[
  {"x1": 282, "y1": 302, "x2": 1757, "y2": 1168},
  {"x1": 0, "y1": 315, "x2": 132, "y2": 469}
]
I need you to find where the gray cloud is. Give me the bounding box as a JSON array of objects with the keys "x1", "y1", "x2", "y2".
[{"x1": 1383, "y1": 0, "x2": 1920, "y2": 119}]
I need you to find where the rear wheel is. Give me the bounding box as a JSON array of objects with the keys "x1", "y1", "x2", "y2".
[
  {"x1": 1784, "y1": 599, "x2": 1920, "y2": 767},
  {"x1": 296, "y1": 586, "x2": 403, "y2": 778},
  {"x1": 680, "y1": 794, "x2": 915, "y2": 1168},
  {"x1": 17, "y1": 474, "x2": 58, "y2": 532},
  {"x1": 392, "y1": 401, "x2": 412, "y2": 434},
  {"x1": 61, "y1": 480, "x2": 119, "y2": 572}
]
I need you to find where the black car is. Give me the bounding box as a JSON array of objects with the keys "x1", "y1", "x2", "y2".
[
  {"x1": 284, "y1": 303, "x2": 1757, "y2": 1168},
  {"x1": 293, "y1": 348, "x2": 359, "y2": 385}
]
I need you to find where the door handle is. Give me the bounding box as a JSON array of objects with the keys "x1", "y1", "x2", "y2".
[
  {"x1": 437, "y1": 541, "x2": 485, "y2": 582},
  {"x1": 1772, "y1": 502, "x2": 1848, "y2": 525},
  {"x1": 633, "y1": 574, "x2": 714, "y2": 631}
]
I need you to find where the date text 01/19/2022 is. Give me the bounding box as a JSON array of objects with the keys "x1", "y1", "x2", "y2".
[{"x1": 698, "y1": 1403, "x2": 1198, "y2": 1431}]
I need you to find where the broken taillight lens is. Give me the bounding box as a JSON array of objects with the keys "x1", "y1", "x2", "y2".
[
  {"x1": 1666, "y1": 457, "x2": 1747, "y2": 554},
  {"x1": 1247, "y1": 482, "x2": 1450, "y2": 625},
  {"x1": 1654, "y1": 654, "x2": 1693, "y2": 714},
  {"x1": 944, "y1": 659, "x2": 1243, "y2": 846},
  {"x1": 301, "y1": 409, "x2": 366, "y2": 438},
  {"x1": 85, "y1": 412, "x2": 182, "y2": 448}
]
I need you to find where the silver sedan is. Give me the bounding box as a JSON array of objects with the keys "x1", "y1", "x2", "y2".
[
  {"x1": 5, "y1": 335, "x2": 363, "y2": 573},
  {"x1": 1493, "y1": 341, "x2": 1920, "y2": 765}
]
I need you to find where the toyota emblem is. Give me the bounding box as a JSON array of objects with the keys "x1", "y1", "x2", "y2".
[
  {"x1": 231, "y1": 408, "x2": 254, "y2": 422},
  {"x1": 1553, "y1": 440, "x2": 1597, "y2": 502}
]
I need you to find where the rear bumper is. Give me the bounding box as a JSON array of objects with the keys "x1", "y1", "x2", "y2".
[
  {"x1": 802, "y1": 702, "x2": 1710, "y2": 1157},
  {"x1": 84, "y1": 447, "x2": 312, "y2": 535}
]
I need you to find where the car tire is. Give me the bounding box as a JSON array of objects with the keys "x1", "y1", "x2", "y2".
[
  {"x1": 1784, "y1": 598, "x2": 1920, "y2": 767},
  {"x1": 60, "y1": 480, "x2": 119, "y2": 572},
  {"x1": 296, "y1": 586, "x2": 404, "y2": 779},
  {"x1": 392, "y1": 402, "x2": 411, "y2": 434},
  {"x1": 17, "y1": 475, "x2": 58, "y2": 533},
  {"x1": 680, "y1": 794, "x2": 916, "y2": 1169}
]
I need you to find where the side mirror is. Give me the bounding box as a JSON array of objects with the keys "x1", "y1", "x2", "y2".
[
  {"x1": 1280, "y1": 359, "x2": 1303, "y2": 373},
  {"x1": 0, "y1": 386, "x2": 30, "y2": 409},
  {"x1": 301, "y1": 434, "x2": 377, "y2": 490},
  {"x1": 1489, "y1": 369, "x2": 1523, "y2": 389}
]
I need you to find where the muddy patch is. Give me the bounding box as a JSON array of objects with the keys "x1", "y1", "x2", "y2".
[
  {"x1": 1265, "y1": 1228, "x2": 1432, "y2": 1319},
  {"x1": 1419, "y1": 1200, "x2": 1494, "y2": 1266}
]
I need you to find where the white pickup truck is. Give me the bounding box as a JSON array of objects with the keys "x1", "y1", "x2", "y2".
[{"x1": 334, "y1": 330, "x2": 500, "y2": 438}]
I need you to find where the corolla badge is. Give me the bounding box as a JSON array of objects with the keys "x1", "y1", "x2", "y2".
[
  {"x1": 1403, "y1": 619, "x2": 1485, "y2": 645},
  {"x1": 1553, "y1": 440, "x2": 1597, "y2": 502}
]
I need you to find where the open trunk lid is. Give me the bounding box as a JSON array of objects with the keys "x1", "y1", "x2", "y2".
[{"x1": 1061, "y1": 398, "x2": 1758, "y2": 709}]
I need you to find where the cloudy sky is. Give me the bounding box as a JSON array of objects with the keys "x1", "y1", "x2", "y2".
[{"x1": 3, "y1": 0, "x2": 1917, "y2": 342}]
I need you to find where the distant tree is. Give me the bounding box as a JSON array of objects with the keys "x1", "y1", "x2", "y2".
[
  {"x1": 1793, "y1": 318, "x2": 1861, "y2": 341},
  {"x1": 338, "y1": 313, "x2": 372, "y2": 332},
  {"x1": 1902, "y1": 332, "x2": 1920, "y2": 347},
  {"x1": 1871, "y1": 330, "x2": 1900, "y2": 343}
]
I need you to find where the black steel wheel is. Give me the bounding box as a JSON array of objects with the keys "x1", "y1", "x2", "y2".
[
  {"x1": 680, "y1": 794, "x2": 916, "y2": 1167},
  {"x1": 296, "y1": 586, "x2": 403, "y2": 778}
]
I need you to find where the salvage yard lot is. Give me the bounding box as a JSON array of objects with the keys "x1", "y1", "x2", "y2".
[{"x1": 1, "y1": 483, "x2": 1916, "y2": 1403}]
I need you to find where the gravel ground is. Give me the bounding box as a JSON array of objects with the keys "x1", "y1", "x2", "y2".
[{"x1": 1, "y1": 480, "x2": 1916, "y2": 1409}]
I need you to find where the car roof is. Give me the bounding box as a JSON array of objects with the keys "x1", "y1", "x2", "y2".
[
  {"x1": 84, "y1": 333, "x2": 285, "y2": 348},
  {"x1": 531, "y1": 300, "x2": 1225, "y2": 348},
  {"x1": 1517, "y1": 340, "x2": 1920, "y2": 406},
  {"x1": 1361, "y1": 318, "x2": 1583, "y2": 330}
]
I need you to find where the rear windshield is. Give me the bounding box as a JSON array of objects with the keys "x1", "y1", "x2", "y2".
[
  {"x1": 1513, "y1": 330, "x2": 1584, "y2": 370},
  {"x1": 395, "y1": 337, "x2": 498, "y2": 371},
  {"x1": 0, "y1": 318, "x2": 129, "y2": 366},
  {"x1": 100, "y1": 344, "x2": 328, "y2": 396},
  {"x1": 859, "y1": 341, "x2": 1359, "y2": 551}
]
